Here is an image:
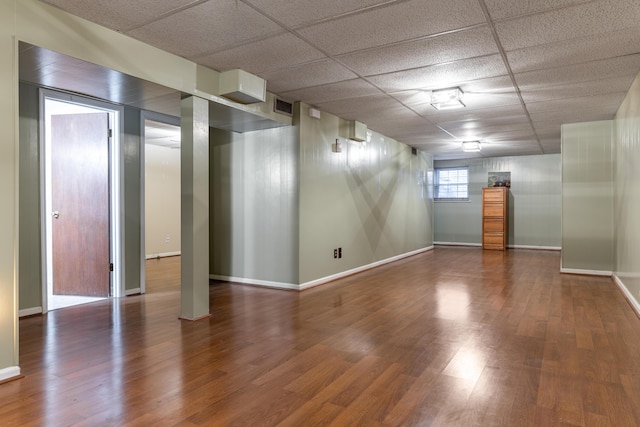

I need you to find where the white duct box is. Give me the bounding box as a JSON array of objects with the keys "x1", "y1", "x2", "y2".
[
  {"x1": 219, "y1": 69, "x2": 266, "y2": 104},
  {"x1": 349, "y1": 120, "x2": 367, "y2": 142}
]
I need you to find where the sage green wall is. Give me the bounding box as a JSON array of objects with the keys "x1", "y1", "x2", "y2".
[
  {"x1": 434, "y1": 154, "x2": 561, "y2": 248},
  {"x1": 0, "y1": 0, "x2": 18, "y2": 373},
  {"x1": 561, "y1": 121, "x2": 614, "y2": 272},
  {"x1": 298, "y1": 103, "x2": 433, "y2": 285},
  {"x1": 210, "y1": 126, "x2": 299, "y2": 285},
  {"x1": 18, "y1": 83, "x2": 41, "y2": 310},
  {"x1": 123, "y1": 107, "x2": 142, "y2": 291},
  {"x1": 614, "y1": 72, "x2": 640, "y2": 302}
]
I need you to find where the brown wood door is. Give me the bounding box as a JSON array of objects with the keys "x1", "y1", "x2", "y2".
[{"x1": 51, "y1": 112, "x2": 111, "y2": 297}]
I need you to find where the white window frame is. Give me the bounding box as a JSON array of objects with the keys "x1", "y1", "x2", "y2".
[{"x1": 434, "y1": 167, "x2": 469, "y2": 201}]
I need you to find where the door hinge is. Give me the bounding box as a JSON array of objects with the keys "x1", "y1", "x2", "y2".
[
  {"x1": 108, "y1": 129, "x2": 113, "y2": 138},
  {"x1": 109, "y1": 263, "x2": 114, "y2": 272}
]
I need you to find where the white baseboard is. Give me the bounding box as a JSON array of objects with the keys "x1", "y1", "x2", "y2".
[
  {"x1": 560, "y1": 268, "x2": 613, "y2": 276},
  {"x1": 0, "y1": 366, "x2": 21, "y2": 383},
  {"x1": 145, "y1": 251, "x2": 181, "y2": 260},
  {"x1": 435, "y1": 242, "x2": 561, "y2": 251},
  {"x1": 19, "y1": 307, "x2": 42, "y2": 318},
  {"x1": 613, "y1": 274, "x2": 640, "y2": 318},
  {"x1": 125, "y1": 288, "x2": 142, "y2": 296},
  {"x1": 211, "y1": 246, "x2": 435, "y2": 292},
  {"x1": 209, "y1": 275, "x2": 299, "y2": 291},
  {"x1": 299, "y1": 246, "x2": 434, "y2": 291},
  {"x1": 508, "y1": 245, "x2": 561, "y2": 251}
]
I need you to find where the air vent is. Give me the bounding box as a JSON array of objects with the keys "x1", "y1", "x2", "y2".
[
  {"x1": 411, "y1": 147, "x2": 418, "y2": 156},
  {"x1": 274, "y1": 98, "x2": 293, "y2": 116}
]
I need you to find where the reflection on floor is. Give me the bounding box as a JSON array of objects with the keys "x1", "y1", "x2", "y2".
[{"x1": 48, "y1": 294, "x2": 106, "y2": 311}]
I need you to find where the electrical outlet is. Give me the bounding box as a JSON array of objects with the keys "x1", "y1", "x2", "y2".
[
  {"x1": 165, "y1": 234, "x2": 171, "y2": 243},
  {"x1": 334, "y1": 249, "x2": 338, "y2": 259}
]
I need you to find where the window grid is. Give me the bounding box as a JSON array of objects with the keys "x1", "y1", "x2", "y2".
[{"x1": 435, "y1": 167, "x2": 469, "y2": 200}]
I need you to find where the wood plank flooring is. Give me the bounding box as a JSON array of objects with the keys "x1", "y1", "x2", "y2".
[{"x1": 3, "y1": 248, "x2": 640, "y2": 426}]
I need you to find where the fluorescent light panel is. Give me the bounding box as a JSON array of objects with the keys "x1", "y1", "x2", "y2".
[
  {"x1": 431, "y1": 87, "x2": 465, "y2": 110},
  {"x1": 462, "y1": 141, "x2": 481, "y2": 152}
]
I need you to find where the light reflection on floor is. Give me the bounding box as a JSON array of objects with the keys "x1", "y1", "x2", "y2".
[{"x1": 48, "y1": 294, "x2": 106, "y2": 311}]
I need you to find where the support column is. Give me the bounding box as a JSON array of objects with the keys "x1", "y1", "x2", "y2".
[
  {"x1": 0, "y1": 0, "x2": 21, "y2": 382},
  {"x1": 180, "y1": 96, "x2": 210, "y2": 321}
]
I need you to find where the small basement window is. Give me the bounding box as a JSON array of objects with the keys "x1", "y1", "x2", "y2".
[{"x1": 434, "y1": 167, "x2": 469, "y2": 201}]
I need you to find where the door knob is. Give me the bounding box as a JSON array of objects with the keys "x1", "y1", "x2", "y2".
[{"x1": 52, "y1": 211, "x2": 60, "y2": 219}]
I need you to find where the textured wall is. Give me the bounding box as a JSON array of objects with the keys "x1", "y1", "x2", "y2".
[
  {"x1": 434, "y1": 154, "x2": 561, "y2": 248},
  {"x1": 561, "y1": 121, "x2": 614, "y2": 272},
  {"x1": 210, "y1": 126, "x2": 299, "y2": 285},
  {"x1": 614, "y1": 72, "x2": 640, "y2": 302},
  {"x1": 298, "y1": 103, "x2": 433, "y2": 285}
]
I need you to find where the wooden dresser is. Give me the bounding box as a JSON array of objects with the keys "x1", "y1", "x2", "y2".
[{"x1": 482, "y1": 187, "x2": 508, "y2": 250}]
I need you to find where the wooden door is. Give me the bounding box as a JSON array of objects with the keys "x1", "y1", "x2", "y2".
[{"x1": 51, "y1": 112, "x2": 111, "y2": 297}]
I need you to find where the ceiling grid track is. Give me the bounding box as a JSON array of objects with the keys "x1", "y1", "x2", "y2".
[{"x1": 476, "y1": 0, "x2": 546, "y2": 154}]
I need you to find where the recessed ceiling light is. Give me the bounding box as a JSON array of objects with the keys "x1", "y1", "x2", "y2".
[{"x1": 431, "y1": 87, "x2": 465, "y2": 110}]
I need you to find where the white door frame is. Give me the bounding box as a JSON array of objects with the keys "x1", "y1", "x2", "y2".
[{"x1": 39, "y1": 89, "x2": 125, "y2": 312}]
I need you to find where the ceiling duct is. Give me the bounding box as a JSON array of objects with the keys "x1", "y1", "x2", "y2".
[
  {"x1": 218, "y1": 69, "x2": 266, "y2": 104},
  {"x1": 348, "y1": 120, "x2": 367, "y2": 142}
]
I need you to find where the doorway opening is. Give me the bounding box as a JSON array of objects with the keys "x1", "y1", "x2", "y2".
[
  {"x1": 41, "y1": 90, "x2": 123, "y2": 311},
  {"x1": 142, "y1": 117, "x2": 181, "y2": 294}
]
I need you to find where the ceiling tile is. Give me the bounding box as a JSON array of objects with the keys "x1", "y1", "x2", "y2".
[
  {"x1": 526, "y1": 92, "x2": 627, "y2": 115},
  {"x1": 241, "y1": 0, "x2": 395, "y2": 28},
  {"x1": 127, "y1": 0, "x2": 284, "y2": 58},
  {"x1": 495, "y1": 0, "x2": 640, "y2": 51},
  {"x1": 313, "y1": 94, "x2": 400, "y2": 117},
  {"x1": 424, "y1": 104, "x2": 526, "y2": 124},
  {"x1": 197, "y1": 33, "x2": 325, "y2": 74},
  {"x1": 520, "y1": 77, "x2": 633, "y2": 104},
  {"x1": 280, "y1": 79, "x2": 383, "y2": 104},
  {"x1": 506, "y1": 28, "x2": 640, "y2": 73},
  {"x1": 367, "y1": 54, "x2": 508, "y2": 92},
  {"x1": 337, "y1": 26, "x2": 497, "y2": 76},
  {"x1": 42, "y1": 0, "x2": 201, "y2": 31},
  {"x1": 437, "y1": 114, "x2": 531, "y2": 135},
  {"x1": 484, "y1": 0, "x2": 592, "y2": 21},
  {"x1": 262, "y1": 59, "x2": 358, "y2": 93},
  {"x1": 514, "y1": 55, "x2": 640, "y2": 90},
  {"x1": 478, "y1": 142, "x2": 542, "y2": 157},
  {"x1": 369, "y1": 116, "x2": 442, "y2": 137},
  {"x1": 296, "y1": 0, "x2": 485, "y2": 55}
]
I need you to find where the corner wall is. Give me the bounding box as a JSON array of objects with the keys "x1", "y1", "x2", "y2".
[
  {"x1": 434, "y1": 154, "x2": 561, "y2": 248},
  {"x1": 614, "y1": 72, "x2": 640, "y2": 307},
  {"x1": 561, "y1": 121, "x2": 614, "y2": 273},
  {"x1": 209, "y1": 126, "x2": 300, "y2": 287},
  {"x1": 298, "y1": 103, "x2": 433, "y2": 285}
]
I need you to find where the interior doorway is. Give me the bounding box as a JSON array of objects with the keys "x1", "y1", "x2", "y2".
[
  {"x1": 41, "y1": 90, "x2": 123, "y2": 311},
  {"x1": 142, "y1": 117, "x2": 181, "y2": 293}
]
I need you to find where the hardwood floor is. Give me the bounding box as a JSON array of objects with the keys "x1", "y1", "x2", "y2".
[{"x1": 3, "y1": 248, "x2": 640, "y2": 426}]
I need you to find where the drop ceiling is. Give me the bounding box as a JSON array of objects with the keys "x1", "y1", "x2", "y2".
[{"x1": 39, "y1": 0, "x2": 640, "y2": 159}]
